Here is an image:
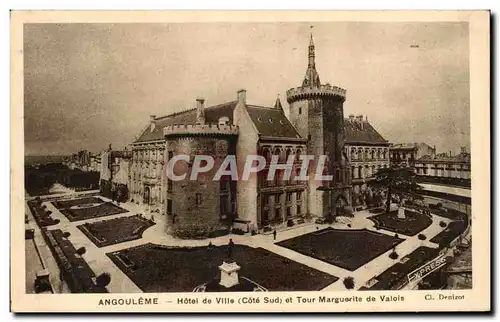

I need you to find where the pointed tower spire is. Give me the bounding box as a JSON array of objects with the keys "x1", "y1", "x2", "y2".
[
  {"x1": 274, "y1": 95, "x2": 283, "y2": 112},
  {"x1": 303, "y1": 29, "x2": 321, "y2": 88}
]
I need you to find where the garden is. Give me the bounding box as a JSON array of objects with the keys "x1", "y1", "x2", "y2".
[
  {"x1": 107, "y1": 243, "x2": 338, "y2": 292},
  {"x1": 77, "y1": 215, "x2": 155, "y2": 247},
  {"x1": 276, "y1": 228, "x2": 404, "y2": 271},
  {"x1": 369, "y1": 209, "x2": 433, "y2": 236}
]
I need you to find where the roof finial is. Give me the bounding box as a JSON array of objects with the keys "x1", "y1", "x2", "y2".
[{"x1": 309, "y1": 25, "x2": 315, "y2": 47}]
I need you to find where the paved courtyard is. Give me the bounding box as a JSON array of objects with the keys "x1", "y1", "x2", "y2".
[{"x1": 27, "y1": 192, "x2": 469, "y2": 293}]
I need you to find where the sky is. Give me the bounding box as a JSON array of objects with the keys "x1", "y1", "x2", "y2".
[{"x1": 23, "y1": 22, "x2": 470, "y2": 156}]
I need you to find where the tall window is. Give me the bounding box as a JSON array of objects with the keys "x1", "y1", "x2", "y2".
[
  {"x1": 296, "y1": 191, "x2": 302, "y2": 201},
  {"x1": 167, "y1": 199, "x2": 172, "y2": 215},
  {"x1": 287, "y1": 192, "x2": 292, "y2": 202},
  {"x1": 220, "y1": 196, "x2": 228, "y2": 217},
  {"x1": 297, "y1": 205, "x2": 301, "y2": 215},
  {"x1": 286, "y1": 207, "x2": 292, "y2": 218}
]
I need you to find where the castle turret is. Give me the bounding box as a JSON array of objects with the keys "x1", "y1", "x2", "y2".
[
  {"x1": 286, "y1": 33, "x2": 352, "y2": 219},
  {"x1": 163, "y1": 98, "x2": 238, "y2": 239}
]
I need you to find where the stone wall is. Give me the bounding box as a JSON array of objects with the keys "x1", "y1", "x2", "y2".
[{"x1": 166, "y1": 135, "x2": 237, "y2": 238}]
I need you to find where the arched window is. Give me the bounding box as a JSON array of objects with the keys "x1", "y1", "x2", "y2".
[
  {"x1": 285, "y1": 148, "x2": 293, "y2": 162},
  {"x1": 262, "y1": 148, "x2": 272, "y2": 161},
  {"x1": 296, "y1": 148, "x2": 302, "y2": 161},
  {"x1": 371, "y1": 150, "x2": 375, "y2": 160}
]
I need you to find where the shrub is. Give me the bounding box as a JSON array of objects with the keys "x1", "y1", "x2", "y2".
[
  {"x1": 418, "y1": 234, "x2": 427, "y2": 240},
  {"x1": 389, "y1": 251, "x2": 399, "y2": 260},
  {"x1": 287, "y1": 219, "x2": 294, "y2": 227},
  {"x1": 436, "y1": 202, "x2": 443, "y2": 208},
  {"x1": 343, "y1": 276, "x2": 355, "y2": 290},
  {"x1": 394, "y1": 233, "x2": 399, "y2": 239},
  {"x1": 95, "y1": 272, "x2": 111, "y2": 288},
  {"x1": 263, "y1": 226, "x2": 272, "y2": 233},
  {"x1": 62, "y1": 232, "x2": 71, "y2": 238},
  {"x1": 76, "y1": 247, "x2": 87, "y2": 256},
  {"x1": 347, "y1": 223, "x2": 352, "y2": 228},
  {"x1": 53, "y1": 219, "x2": 60, "y2": 224},
  {"x1": 439, "y1": 221, "x2": 447, "y2": 228}
]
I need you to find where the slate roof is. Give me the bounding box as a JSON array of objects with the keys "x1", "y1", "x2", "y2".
[
  {"x1": 417, "y1": 153, "x2": 470, "y2": 163},
  {"x1": 246, "y1": 105, "x2": 302, "y2": 139},
  {"x1": 134, "y1": 101, "x2": 237, "y2": 143},
  {"x1": 390, "y1": 143, "x2": 418, "y2": 150},
  {"x1": 344, "y1": 119, "x2": 388, "y2": 145},
  {"x1": 134, "y1": 101, "x2": 302, "y2": 142}
]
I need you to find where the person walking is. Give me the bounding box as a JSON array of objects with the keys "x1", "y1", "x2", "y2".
[{"x1": 273, "y1": 230, "x2": 277, "y2": 241}]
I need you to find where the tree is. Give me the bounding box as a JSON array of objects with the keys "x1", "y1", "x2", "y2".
[
  {"x1": 95, "y1": 272, "x2": 111, "y2": 288},
  {"x1": 368, "y1": 166, "x2": 424, "y2": 213},
  {"x1": 343, "y1": 276, "x2": 355, "y2": 290}
]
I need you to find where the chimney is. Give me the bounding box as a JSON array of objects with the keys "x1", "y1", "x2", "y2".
[
  {"x1": 150, "y1": 115, "x2": 156, "y2": 132},
  {"x1": 196, "y1": 98, "x2": 205, "y2": 125},
  {"x1": 348, "y1": 114, "x2": 355, "y2": 122},
  {"x1": 356, "y1": 115, "x2": 364, "y2": 130},
  {"x1": 237, "y1": 89, "x2": 247, "y2": 105}
]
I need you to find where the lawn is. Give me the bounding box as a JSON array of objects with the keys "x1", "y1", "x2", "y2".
[
  {"x1": 369, "y1": 209, "x2": 433, "y2": 236},
  {"x1": 107, "y1": 243, "x2": 338, "y2": 292},
  {"x1": 52, "y1": 197, "x2": 104, "y2": 209},
  {"x1": 360, "y1": 246, "x2": 440, "y2": 291},
  {"x1": 59, "y1": 202, "x2": 128, "y2": 222},
  {"x1": 276, "y1": 228, "x2": 404, "y2": 271},
  {"x1": 77, "y1": 215, "x2": 155, "y2": 247}
]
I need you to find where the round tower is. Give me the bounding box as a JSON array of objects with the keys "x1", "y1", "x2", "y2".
[
  {"x1": 286, "y1": 33, "x2": 352, "y2": 220},
  {"x1": 163, "y1": 99, "x2": 239, "y2": 238}
]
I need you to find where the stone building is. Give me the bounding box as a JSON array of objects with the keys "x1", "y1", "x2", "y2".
[
  {"x1": 343, "y1": 115, "x2": 390, "y2": 209},
  {"x1": 390, "y1": 142, "x2": 436, "y2": 168},
  {"x1": 415, "y1": 147, "x2": 471, "y2": 179},
  {"x1": 129, "y1": 35, "x2": 352, "y2": 236},
  {"x1": 100, "y1": 147, "x2": 133, "y2": 201}
]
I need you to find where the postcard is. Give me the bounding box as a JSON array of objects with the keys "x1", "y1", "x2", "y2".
[{"x1": 11, "y1": 10, "x2": 490, "y2": 312}]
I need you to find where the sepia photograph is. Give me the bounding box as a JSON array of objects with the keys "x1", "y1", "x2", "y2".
[{"x1": 10, "y1": 10, "x2": 490, "y2": 312}]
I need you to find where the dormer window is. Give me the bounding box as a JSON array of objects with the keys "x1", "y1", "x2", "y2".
[
  {"x1": 257, "y1": 117, "x2": 262, "y2": 122},
  {"x1": 269, "y1": 118, "x2": 273, "y2": 123}
]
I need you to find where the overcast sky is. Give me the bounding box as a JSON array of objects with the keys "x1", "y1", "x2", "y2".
[{"x1": 24, "y1": 22, "x2": 469, "y2": 156}]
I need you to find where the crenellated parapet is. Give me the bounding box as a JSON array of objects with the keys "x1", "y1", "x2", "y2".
[
  {"x1": 163, "y1": 123, "x2": 239, "y2": 138},
  {"x1": 286, "y1": 84, "x2": 346, "y2": 103}
]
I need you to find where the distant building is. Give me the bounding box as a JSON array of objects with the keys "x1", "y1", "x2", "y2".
[
  {"x1": 344, "y1": 115, "x2": 390, "y2": 209},
  {"x1": 390, "y1": 142, "x2": 436, "y2": 167},
  {"x1": 415, "y1": 147, "x2": 471, "y2": 179},
  {"x1": 100, "y1": 148, "x2": 133, "y2": 201}
]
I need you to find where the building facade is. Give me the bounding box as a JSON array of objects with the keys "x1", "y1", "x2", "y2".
[
  {"x1": 390, "y1": 142, "x2": 436, "y2": 168},
  {"x1": 128, "y1": 35, "x2": 352, "y2": 236},
  {"x1": 100, "y1": 148, "x2": 133, "y2": 201},
  {"x1": 343, "y1": 114, "x2": 390, "y2": 209},
  {"x1": 415, "y1": 147, "x2": 471, "y2": 180}
]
